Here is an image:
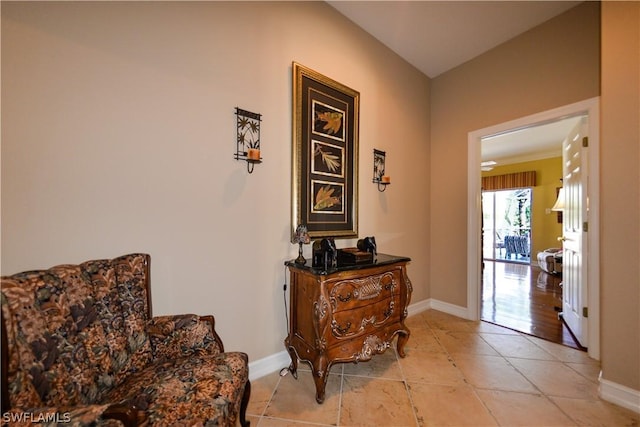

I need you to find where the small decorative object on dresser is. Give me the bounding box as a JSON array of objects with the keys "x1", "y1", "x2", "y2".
[
  {"x1": 357, "y1": 236, "x2": 377, "y2": 257},
  {"x1": 311, "y1": 238, "x2": 337, "y2": 272},
  {"x1": 337, "y1": 247, "x2": 373, "y2": 266},
  {"x1": 293, "y1": 224, "x2": 311, "y2": 265},
  {"x1": 283, "y1": 254, "x2": 412, "y2": 403}
]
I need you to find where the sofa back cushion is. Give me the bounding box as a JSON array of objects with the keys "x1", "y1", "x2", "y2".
[{"x1": 1, "y1": 254, "x2": 152, "y2": 409}]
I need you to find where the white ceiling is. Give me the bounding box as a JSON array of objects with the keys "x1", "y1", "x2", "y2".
[
  {"x1": 327, "y1": 0, "x2": 584, "y2": 165},
  {"x1": 327, "y1": 1, "x2": 581, "y2": 79},
  {"x1": 480, "y1": 115, "x2": 583, "y2": 167}
]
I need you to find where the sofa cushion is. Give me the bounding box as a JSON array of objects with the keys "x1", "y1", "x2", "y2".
[
  {"x1": 104, "y1": 351, "x2": 249, "y2": 426},
  {"x1": 0, "y1": 254, "x2": 153, "y2": 409},
  {"x1": 148, "y1": 314, "x2": 223, "y2": 361},
  {"x1": 108, "y1": 255, "x2": 153, "y2": 381},
  {"x1": 2, "y1": 263, "x2": 116, "y2": 408}
]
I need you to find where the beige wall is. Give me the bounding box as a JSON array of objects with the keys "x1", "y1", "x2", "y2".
[
  {"x1": 482, "y1": 157, "x2": 563, "y2": 255},
  {"x1": 430, "y1": 2, "x2": 600, "y2": 307},
  {"x1": 600, "y1": 1, "x2": 640, "y2": 393},
  {"x1": 1, "y1": 2, "x2": 431, "y2": 362}
]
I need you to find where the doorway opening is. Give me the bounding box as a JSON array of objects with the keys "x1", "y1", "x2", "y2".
[
  {"x1": 467, "y1": 97, "x2": 600, "y2": 360},
  {"x1": 482, "y1": 188, "x2": 532, "y2": 263}
]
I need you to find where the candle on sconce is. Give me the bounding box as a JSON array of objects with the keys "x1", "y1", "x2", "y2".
[
  {"x1": 247, "y1": 148, "x2": 261, "y2": 161},
  {"x1": 381, "y1": 175, "x2": 391, "y2": 184}
]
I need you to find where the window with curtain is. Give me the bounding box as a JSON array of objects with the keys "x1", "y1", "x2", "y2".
[
  {"x1": 482, "y1": 171, "x2": 536, "y2": 191},
  {"x1": 482, "y1": 171, "x2": 535, "y2": 263}
]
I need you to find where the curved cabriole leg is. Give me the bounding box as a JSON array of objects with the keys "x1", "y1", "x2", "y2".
[
  {"x1": 285, "y1": 345, "x2": 299, "y2": 379},
  {"x1": 312, "y1": 358, "x2": 329, "y2": 404},
  {"x1": 397, "y1": 329, "x2": 410, "y2": 358},
  {"x1": 313, "y1": 373, "x2": 328, "y2": 404},
  {"x1": 238, "y1": 380, "x2": 251, "y2": 427}
]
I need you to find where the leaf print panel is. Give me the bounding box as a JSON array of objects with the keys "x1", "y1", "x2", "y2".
[
  {"x1": 312, "y1": 100, "x2": 345, "y2": 142},
  {"x1": 312, "y1": 140, "x2": 344, "y2": 178},
  {"x1": 311, "y1": 181, "x2": 344, "y2": 214}
]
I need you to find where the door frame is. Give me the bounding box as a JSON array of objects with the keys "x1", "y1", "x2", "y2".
[{"x1": 467, "y1": 97, "x2": 600, "y2": 360}]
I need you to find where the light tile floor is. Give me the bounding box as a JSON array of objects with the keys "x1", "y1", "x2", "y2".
[{"x1": 247, "y1": 310, "x2": 639, "y2": 426}]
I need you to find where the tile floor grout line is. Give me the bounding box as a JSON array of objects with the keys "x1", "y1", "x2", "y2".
[
  {"x1": 467, "y1": 381, "x2": 503, "y2": 426},
  {"x1": 538, "y1": 356, "x2": 604, "y2": 425},
  {"x1": 493, "y1": 346, "x2": 553, "y2": 400},
  {"x1": 250, "y1": 370, "x2": 283, "y2": 421},
  {"x1": 481, "y1": 336, "x2": 590, "y2": 427},
  {"x1": 461, "y1": 328, "x2": 525, "y2": 427},
  {"x1": 392, "y1": 342, "x2": 421, "y2": 427},
  {"x1": 477, "y1": 332, "x2": 555, "y2": 402},
  {"x1": 336, "y1": 363, "x2": 344, "y2": 427},
  {"x1": 259, "y1": 415, "x2": 334, "y2": 426},
  {"x1": 401, "y1": 369, "x2": 422, "y2": 426}
]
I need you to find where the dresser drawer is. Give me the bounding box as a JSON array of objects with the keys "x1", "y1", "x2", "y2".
[
  {"x1": 328, "y1": 270, "x2": 398, "y2": 313},
  {"x1": 330, "y1": 294, "x2": 398, "y2": 339}
]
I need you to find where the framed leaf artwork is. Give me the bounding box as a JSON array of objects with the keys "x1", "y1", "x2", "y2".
[{"x1": 292, "y1": 62, "x2": 360, "y2": 239}]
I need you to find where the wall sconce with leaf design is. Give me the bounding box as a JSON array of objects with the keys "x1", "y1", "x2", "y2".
[
  {"x1": 372, "y1": 149, "x2": 390, "y2": 192},
  {"x1": 234, "y1": 107, "x2": 262, "y2": 173}
]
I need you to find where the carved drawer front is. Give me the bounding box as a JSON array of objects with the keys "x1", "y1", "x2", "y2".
[
  {"x1": 330, "y1": 295, "x2": 398, "y2": 339},
  {"x1": 329, "y1": 271, "x2": 397, "y2": 313}
]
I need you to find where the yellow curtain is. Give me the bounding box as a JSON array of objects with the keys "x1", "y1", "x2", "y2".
[{"x1": 482, "y1": 171, "x2": 536, "y2": 191}]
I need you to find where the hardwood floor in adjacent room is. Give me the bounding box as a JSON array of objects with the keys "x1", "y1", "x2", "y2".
[{"x1": 481, "y1": 260, "x2": 584, "y2": 350}]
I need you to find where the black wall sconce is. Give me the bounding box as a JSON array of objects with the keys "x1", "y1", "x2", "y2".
[
  {"x1": 234, "y1": 107, "x2": 262, "y2": 173},
  {"x1": 372, "y1": 149, "x2": 390, "y2": 192}
]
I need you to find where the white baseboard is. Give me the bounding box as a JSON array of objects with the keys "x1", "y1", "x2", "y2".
[
  {"x1": 408, "y1": 297, "x2": 470, "y2": 319},
  {"x1": 248, "y1": 350, "x2": 290, "y2": 382},
  {"x1": 599, "y1": 376, "x2": 640, "y2": 414},
  {"x1": 407, "y1": 298, "x2": 431, "y2": 316},
  {"x1": 428, "y1": 298, "x2": 470, "y2": 319}
]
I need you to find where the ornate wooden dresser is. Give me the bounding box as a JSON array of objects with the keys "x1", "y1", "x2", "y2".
[{"x1": 284, "y1": 254, "x2": 412, "y2": 403}]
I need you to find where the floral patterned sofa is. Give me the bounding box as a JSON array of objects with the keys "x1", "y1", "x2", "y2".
[{"x1": 1, "y1": 253, "x2": 250, "y2": 426}]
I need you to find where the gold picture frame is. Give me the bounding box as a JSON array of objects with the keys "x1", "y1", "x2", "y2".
[{"x1": 292, "y1": 62, "x2": 360, "y2": 240}]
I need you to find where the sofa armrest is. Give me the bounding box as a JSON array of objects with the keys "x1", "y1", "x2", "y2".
[
  {"x1": 147, "y1": 314, "x2": 224, "y2": 361},
  {"x1": 1, "y1": 403, "x2": 137, "y2": 427},
  {"x1": 102, "y1": 403, "x2": 145, "y2": 427}
]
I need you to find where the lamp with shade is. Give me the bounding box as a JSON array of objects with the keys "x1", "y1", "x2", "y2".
[
  {"x1": 293, "y1": 224, "x2": 311, "y2": 265},
  {"x1": 551, "y1": 187, "x2": 565, "y2": 211}
]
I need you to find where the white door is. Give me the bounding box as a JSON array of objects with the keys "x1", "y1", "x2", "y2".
[{"x1": 561, "y1": 117, "x2": 589, "y2": 348}]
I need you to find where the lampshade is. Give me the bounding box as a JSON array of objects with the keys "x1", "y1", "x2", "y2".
[
  {"x1": 293, "y1": 224, "x2": 311, "y2": 244},
  {"x1": 551, "y1": 187, "x2": 565, "y2": 211}
]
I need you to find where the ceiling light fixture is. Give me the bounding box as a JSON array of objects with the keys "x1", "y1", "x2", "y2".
[{"x1": 481, "y1": 160, "x2": 497, "y2": 171}]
